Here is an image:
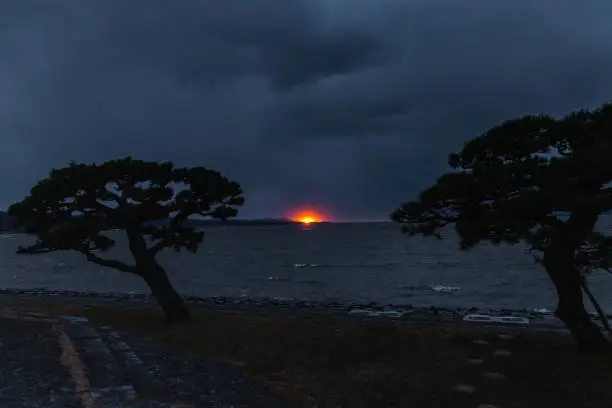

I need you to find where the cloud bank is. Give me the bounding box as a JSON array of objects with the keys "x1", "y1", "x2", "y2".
[{"x1": 1, "y1": 0, "x2": 611, "y2": 220}]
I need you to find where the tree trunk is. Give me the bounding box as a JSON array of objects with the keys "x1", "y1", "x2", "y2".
[
  {"x1": 139, "y1": 261, "x2": 191, "y2": 324},
  {"x1": 541, "y1": 209, "x2": 608, "y2": 351},
  {"x1": 581, "y1": 276, "x2": 612, "y2": 335},
  {"x1": 543, "y1": 251, "x2": 608, "y2": 351},
  {"x1": 126, "y1": 229, "x2": 191, "y2": 324}
]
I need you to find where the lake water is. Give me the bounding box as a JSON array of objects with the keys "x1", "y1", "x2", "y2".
[{"x1": 1, "y1": 220, "x2": 612, "y2": 312}]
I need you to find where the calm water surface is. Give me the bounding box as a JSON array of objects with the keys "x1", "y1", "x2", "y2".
[{"x1": 1, "y1": 220, "x2": 612, "y2": 312}]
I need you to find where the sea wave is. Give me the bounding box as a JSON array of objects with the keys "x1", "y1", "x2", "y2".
[
  {"x1": 291, "y1": 262, "x2": 399, "y2": 269},
  {"x1": 397, "y1": 284, "x2": 461, "y2": 293},
  {"x1": 267, "y1": 276, "x2": 291, "y2": 282},
  {"x1": 429, "y1": 285, "x2": 461, "y2": 293},
  {"x1": 267, "y1": 276, "x2": 323, "y2": 286},
  {"x1": 418, "y1": 259, "x2": 463, "y2": 267},
  {"x1": 530, "y1": 308, "x2": 553, "y2": 314},
  {"x1": 293, "y1": 263, "x2": 317, "y2": 268}
]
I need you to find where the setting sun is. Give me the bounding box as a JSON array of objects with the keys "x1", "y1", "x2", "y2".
[
  {"x1": 298, "y1": 215, "x2": 318, "y2": 224},
  {"x1": 288, "y1": 208, "x2": 328, "y2": 224}
]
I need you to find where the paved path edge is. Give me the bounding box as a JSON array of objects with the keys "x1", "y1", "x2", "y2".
[{"x1": 0, "y1": 310, "x2": 146, "y2": 407}]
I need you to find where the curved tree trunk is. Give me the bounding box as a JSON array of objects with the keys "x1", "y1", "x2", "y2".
[
  {"x1": 548, "y1": 265, "x2": 606, "y2": 351},
  {"x1": 581, "y1": 277, "x2": 612, "y2": 335},
  {"x1": 139, "y1": 260, "x2": 191, "y2": 324},
  {"x1": 543, "y1": 252, "x2": 608, "y2": 351},
  {"x1": 126, "y1": 229, "x2": 191, "y2": 324},
  {"x1": 541, "y1": 209, "x2": 609, "y2": 351}
]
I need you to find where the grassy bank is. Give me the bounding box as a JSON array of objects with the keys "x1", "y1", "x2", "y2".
[{"x1": 1, "y1": 295, "x2": 611, "y2": 408}]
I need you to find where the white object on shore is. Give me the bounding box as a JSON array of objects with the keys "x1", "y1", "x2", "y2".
[
  {"x1": 492, "y1": 316, "x2": 529, "y2": 325},
  {"x1": 369, "y1": 310, "x2": 405, "y2": 318},
  {"x1": 493, "y1": 349, "x2": 512, "y2": 357},
  {"x1": 463, "y1": 314, "x2": 496, "y2": 322},
  {"x1": 348, "y1": 309, "x2": 407, "y2": 318},
  {"x1": 463, "y1": 314, "x2": 530, "y2": 325}
]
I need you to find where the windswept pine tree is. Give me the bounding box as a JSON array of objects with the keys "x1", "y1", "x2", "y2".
[
  {"x1": 9, "y1": 157, "x2": 244, "y2": 323},
  {"x1": 392, "y1": 103, "x2": 612, "y2": 350}
]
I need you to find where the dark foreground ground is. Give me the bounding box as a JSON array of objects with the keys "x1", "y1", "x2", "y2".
[
  {"x1": 0, "y1": 310, "x2": 285, "y2": 408},
  {"x1": 0, "y1": 316, "x2": 80, "y2": 407},
  {"x1": 1, "y1": 293, "x2": 611, "y2": 408}
]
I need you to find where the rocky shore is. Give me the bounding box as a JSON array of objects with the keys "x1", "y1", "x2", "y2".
[{"x1": 0, "y1": 287, "x2": 592, "y2": 330}]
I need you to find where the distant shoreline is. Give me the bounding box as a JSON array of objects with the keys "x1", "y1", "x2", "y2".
[
  {"x1": 156, "y1": 219, "x2": 390, "y2": 227},
  {"x1": 0, "y1": 218, "x2": 390, "y2": 233}
]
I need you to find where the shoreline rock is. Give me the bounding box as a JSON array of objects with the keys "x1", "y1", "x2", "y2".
[{"x1": 0, "y1": 287, "x2": 590, "y2": 322}]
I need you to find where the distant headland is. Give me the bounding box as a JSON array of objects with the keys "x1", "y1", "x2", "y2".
[
  {"x1": 150, "y1": 218, "x2": 339, "y2": 228},
  {"x1": 0, "y1": 211, "x2": 328, "y2": 232},
  {"x1": 150, "y1": 218, "x2": 305, "y2": 228}
]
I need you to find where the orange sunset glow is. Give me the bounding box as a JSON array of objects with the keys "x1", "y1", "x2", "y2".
[{"x1": 288, "y1": 209, "x2": 328, "y2": 224}]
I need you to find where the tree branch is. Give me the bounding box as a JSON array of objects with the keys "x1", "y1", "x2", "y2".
[
  {"x1": 16, "y1": 245, "x2": 55, "y2": 254},
  {"x1": 580, "y1": 273, "x2": 612, "y2": 335},
  {"x1": 83, "y1": 252, "x2": 137, "y2": 274},
  {"x1": 148, "y1": 209, "x2": 194, "y2": 255}
]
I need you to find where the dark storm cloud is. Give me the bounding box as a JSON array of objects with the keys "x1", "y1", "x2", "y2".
[{"x1": 1, "y1": 0, "x2": 612, "y2": 220}]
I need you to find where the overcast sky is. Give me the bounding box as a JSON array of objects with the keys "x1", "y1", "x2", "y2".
[{"x1": 1, "y1": 1, "x2": 612, "y2": 221}]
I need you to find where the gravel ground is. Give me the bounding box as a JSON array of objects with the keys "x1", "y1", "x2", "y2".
[
  {"x1": 95, "y1": 324, "x2": 290, "y2": 408},
  {"x1": 0, "y1": 313, "x2": 289, "y2": 408},
  {"x1": 0, "y1": 318, "x2": 81, "y2": 408}
]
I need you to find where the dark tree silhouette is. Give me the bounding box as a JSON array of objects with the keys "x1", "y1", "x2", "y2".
[
  {"x1": 392, "y1": 103, "x2": 612, "y2": 351},
  {"x1": 8, "y1": 157, "x2": 244, "y2": 323}
]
